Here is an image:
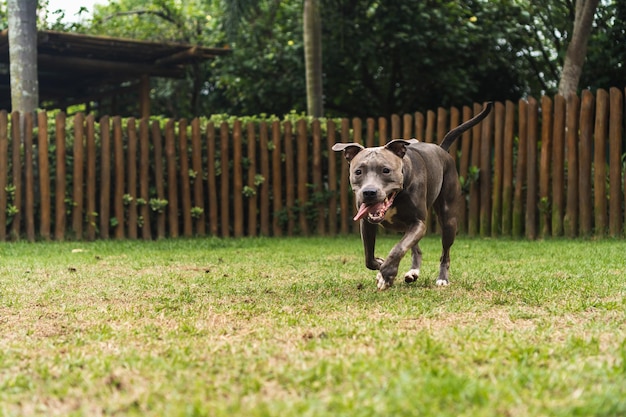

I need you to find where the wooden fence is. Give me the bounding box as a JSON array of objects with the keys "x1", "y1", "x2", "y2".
[{"x1": 0, "y1": 87, "x2": 625, "y2": 241}]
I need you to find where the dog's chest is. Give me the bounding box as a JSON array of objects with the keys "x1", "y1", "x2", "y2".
[{"x1": 380, "y1": 206, "x2": 410, "y2": 231}]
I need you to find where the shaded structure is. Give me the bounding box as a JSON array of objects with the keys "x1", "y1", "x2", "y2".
[{"x1": 0, "y1": 29, "x2": 231, "y2": 117}]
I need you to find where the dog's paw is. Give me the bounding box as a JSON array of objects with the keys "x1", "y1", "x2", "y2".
[
  {"x1": 404, "y1": 268, "x2": 420, "y2": 283},
  {"x1": 435, "y1": 278, "x2": 450, "y2": 287},
  {"x1": 366, "y1": 257, "x2": 384, "y2": 271},
  {"x1": 376, "y1": 272, "x2": 394, "y2": 291}
]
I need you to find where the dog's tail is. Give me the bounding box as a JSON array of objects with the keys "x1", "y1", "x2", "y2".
[{"x1": 439, "y1": 102, "x2": 493, "y2": 151}]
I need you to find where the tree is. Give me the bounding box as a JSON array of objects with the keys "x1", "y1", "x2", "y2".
[
  {"x1": 580, "y1": 0, "x2": 626, "y2": 91},
  {"x1": 8, "y1": 0, "x2": 38, "y2": 114},
  {"x1": 35, "y1": 0, "x2": 623, "y2": 118},
  {"x1": 303, "y1": 0, "x2": 323, "y2": 117},
  {"x1": 558, "y1": 0, "x2": 600, "y2": 97}
]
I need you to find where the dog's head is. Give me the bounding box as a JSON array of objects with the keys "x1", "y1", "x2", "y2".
[{"x1": 332, "y1": 139, "x2": 417, "y2": 223}]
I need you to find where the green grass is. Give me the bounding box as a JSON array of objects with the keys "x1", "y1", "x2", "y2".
[{"x1": 0, "y1": 236, "x2": 625, "y2": 416}]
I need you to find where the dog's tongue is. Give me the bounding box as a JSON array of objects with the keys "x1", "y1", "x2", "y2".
[{"x1": 353, "y1": 202, "x2": 383, "y2": 221}]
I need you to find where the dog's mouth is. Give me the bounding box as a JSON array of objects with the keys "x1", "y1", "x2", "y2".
[{"x1": 353, "y1": 192, "x2": 397, "y2": 223}]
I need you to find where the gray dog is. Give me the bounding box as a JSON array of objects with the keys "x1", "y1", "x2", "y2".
[{"x1": 332, "y1": 103, "x2": 492, "y2": 290}]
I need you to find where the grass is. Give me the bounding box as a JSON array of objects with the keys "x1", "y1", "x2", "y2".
[{"x1": 0, "y1": 235, "x2": 625, "y2": 416}]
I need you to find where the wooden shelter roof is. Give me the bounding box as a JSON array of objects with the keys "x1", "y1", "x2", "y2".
[{"x1": 0, "y1": 29, "x2": 231, "y2": 113}]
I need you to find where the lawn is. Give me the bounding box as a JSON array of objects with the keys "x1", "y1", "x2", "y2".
[{"x1": 0, "y1": 235, "x2": 625, "y2": 416}]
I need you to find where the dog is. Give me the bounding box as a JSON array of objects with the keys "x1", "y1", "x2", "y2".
[{"x1": 332, "y1": 103, "x2": 492, "y2": 290}]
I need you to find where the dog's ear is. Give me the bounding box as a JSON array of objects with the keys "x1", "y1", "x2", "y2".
[
  {"x1": 332, "y1": 143, "x2": 364, "y2": 162},
  {"x1": 384, "y1": 139, "x2": 417, "y2": 159}
]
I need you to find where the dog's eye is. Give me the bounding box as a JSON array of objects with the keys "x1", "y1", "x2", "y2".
[
  {"x1": 355, "y1": 169, "x2": 362, "y2": 175},
  {"x1": 382, "y1": 167, "x2": 391, "y2": 174}
]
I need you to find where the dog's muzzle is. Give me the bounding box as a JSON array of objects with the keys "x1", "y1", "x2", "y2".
[{"x1": 353, "y1": 192, "x2": 397, "y2": 223}]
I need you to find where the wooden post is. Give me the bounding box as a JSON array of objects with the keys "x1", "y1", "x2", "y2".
[
  {"x1": 312, "y1": 119, "x2": 324, "y2": 235},
  {"x1": 449, "y1": 107, "x2": 460, "y2": 165},
  {"x1": 491, "y1": 102, "x2": 504, "y2": 237},
  {"x1": 190, "y1": 118, "x2": 205, "y2": 236},
  {"x1": 458, "y1": 106, "x2": 472, "y2": 234},
  {"x1": 23, "y1": 113, "x2": 35, "y2": 241},
  {"x1": 437, "y1": 107, "x2": 447, "y2": 145},
  {"x1": 366, "y1": 118, "x2": 375, "y2": 148},
  {"x1": 113, "y1": 116, "x2": 125, "y2": 239},
  {"x1": 525, "y1": 97, "x2": 538, "y2": 240},
  {"x1": 259, "y1": 121, "x2": 270, "y2": 236},
  {"x1": 179, "y1": 119, "x2": 193, "y2": 237},
  {"x1": 139, "y1": 118, "x2": 151, "y2": 240},
  {"x1": 72, "y1": 113, "x2": 85, "y2": 240},
  {"x1": 479, "y1": 104, "x2": 493, "y2": 237},
  {"x1": 219, "y1": 122, "x2": 230, "y2": 237},
  {"x1": 352, "y1": 117, "x2": 362, "y2": 144},
  {"x1": 578, "y1": 90, "x2": 594, "y2": 237},
  {"x1": 284, "y1": 122, "x2": 295, "y2": 236},
  {"x1": 608, "y1": 87, "x2": 623, "y2": 237},
  {"x1": 391, "y1": 114, "x2": 401, "y2": 140},
  {"x1": 551, "y1": 95, "x2": 566, "y2": 237},
  {"x1": 593, "y1": 89, "x2": 609, "y2": 237},
  {"x1": 296, "y1": 119, "x2": 309, "y2": 236},
  {"x1": 403, "y1": 114, "x2": 412, "y2": 140},
  {"x1": 126, "y1": 118, "x2": 138, "y2": 239},
  {"x1": 414, "y1": 112, "x2": 424, "y2": 142},
  {"x1": 327, "y1": 120, "x2": 338, "y2": 236},
  {"x1": 246, "y1": 122, "x2": 258, "y2": 237},
  {"x1": 468, "y1": 103, "x2": 482, "y2": 237},
  {"x1": 11, "y1": 111, "x2": 22, "y2": 239},
  {"x1": 85, "y1": 115, "x2": 97, "y2": 241},
  {"x1": 259, "y1": 122, "x2": 271, "y2": 236},
  {"x1": 165, "y1": 120, "x2": 179, "y2": 238},
  {"x1": 54, "y1": 112, "x2": 66, "y2": 241},
  {"x1": 425, "y1": 110, "x2": 435, "y2": 144},
  {"x1": 232, "y1": 120, "x2": 244, "y2": 237},
  {"x1": 271, "y1": 121, "x2": 283, "y2": 236},
  {"x1": 338, "y1": 120, "x2": 349, "y2": 234},
  {"x1": 99, "y1": 116, "x2": 111, "y2": 239},
  {"x1": 539, "y1": 96, "x2": 553, "y2": 239},
  {"x1": 513, "y1": 100, "x2": 528, "y2": 237},
  {"x1": 502, "y1": 101, "x2": 515, "y2": 236},
  {"x1": 37, "y1": 112, "x2": 51, "y2": 240},
  {"x1": 378, "y1": 117, "x2": 387, "y2": 145},
  {"x1": 151, "y1": 120, "x2": 166, "y2": 239},
  {"x1": 564, "y1": 94, "x2": 580, "y2": 238},
  {"x1": 206, "y1": 122, "x2": 218, "y2": 236}
]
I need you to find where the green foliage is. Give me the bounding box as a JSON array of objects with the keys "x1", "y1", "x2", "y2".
[
  {"x1": 26, "y1": 0, "x2": 625, "y2": 118},
  {"x1": 459, "y1": 165, "x2": 480, "y2": 195},
  {"x1": 149, "y1": 198, "x2": 168, "y2": 213},
  {"x1": 123, "y1": 193, "x2": 134, "y2": 206},
  {"x1": 190, "y1": 206, "x2": 204, "y2": 219}
]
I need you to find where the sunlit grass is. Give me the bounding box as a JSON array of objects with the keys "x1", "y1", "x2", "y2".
[{"x1": 0, "y1": 236, "x2": 625, "y2": 416}]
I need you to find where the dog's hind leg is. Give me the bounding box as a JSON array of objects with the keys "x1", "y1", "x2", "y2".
[
  {"x1": 404, "y1": 243, "x2": 422, "y2": 283},
  {"x1": 435, "y1": 195, "x2": 459, "y2": 287}
]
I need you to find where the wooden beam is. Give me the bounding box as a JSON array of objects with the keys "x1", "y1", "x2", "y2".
[
  {"x1": 37, "y1": 54, "x2": 183, "y2": 77},
  {"x1": 155, "y1": 47, "x2": 198, "y2": 66}
]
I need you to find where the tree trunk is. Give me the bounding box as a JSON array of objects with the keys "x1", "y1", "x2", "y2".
[
  {"x1": 558, "y1": 0, "x2": 599, "y2": 98},
  {"x1": 8, "y1": 0, "x2": 39, "y2": 114},
  {"x1": 303, "y1": 0, "x2": 323, "y2": 117}
]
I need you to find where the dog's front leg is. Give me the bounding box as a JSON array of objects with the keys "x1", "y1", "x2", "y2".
[
  {"x1": 361, "y1": 220, "x2": 383, "y2": 270},
  {"x1": 377, "y1": 221, "x2": 427, "y2": 290}
]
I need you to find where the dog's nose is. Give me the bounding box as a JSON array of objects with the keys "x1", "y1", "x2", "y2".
[{"x1": 362, "y1": 188, "x2": 378, "y2": 201}]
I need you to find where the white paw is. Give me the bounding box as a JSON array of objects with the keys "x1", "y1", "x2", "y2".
[
  {"x1": 404, "y1": 268, "x2": 420, "y2": 283},
  {"x1": 376, "y1": 272, "x2": 393, "y2": 291},
  {"x1": 435, "y1": 278, "x2": 449, "y2": 287}
]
